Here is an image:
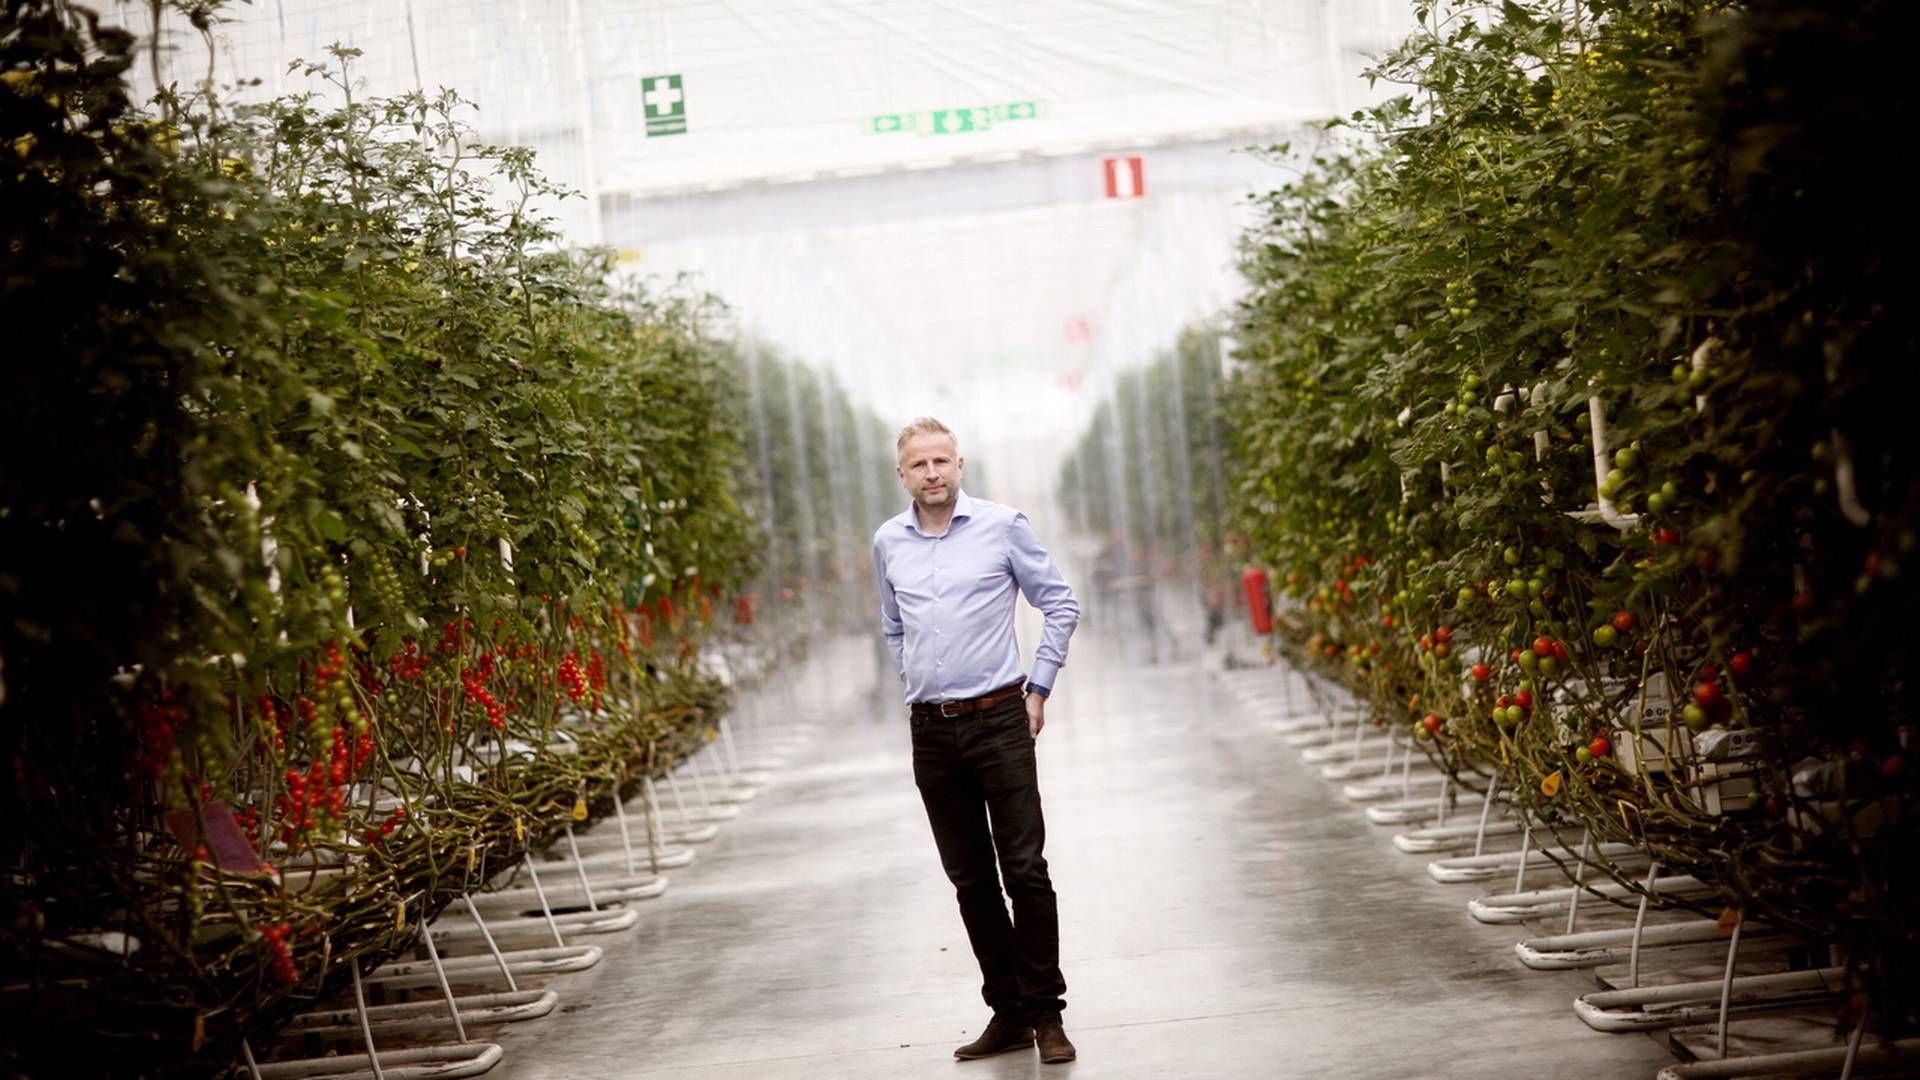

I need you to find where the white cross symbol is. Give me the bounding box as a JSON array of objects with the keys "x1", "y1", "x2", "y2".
[{"x1": 644, "y1": 79, "x2": 683, "y2": 117}]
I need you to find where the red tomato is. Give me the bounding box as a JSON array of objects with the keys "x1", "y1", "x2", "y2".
[
  {"x1": 1589, "y1": 735, "x2": 1611, "y2": 758},
  {"x1": 1514, "y1": 690, "x2": 1534, "y2": 710},
  {"x1": 1532, "y1": 636, "x2": 1553, "y2": 657},
  {"x1": 1694, "y1": 681, "x2": 1725, "y2": 709},
  {"x1": 1729, "y1": 652, "x2": 1754, "y2": 680},
  {"x1": 1611, "y1": 611, "x2": 1635, "y2": 632},
  {"x1": 1435, "y1": 625, "x2": 1453, "y2": 644},
  {"x1": 1471, "y1": 663, "x2": 1491, "y2": 681}
]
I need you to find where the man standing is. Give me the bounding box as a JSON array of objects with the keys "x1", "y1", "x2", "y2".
[{"x1": 872, "y1": 417, "x2": 1081, "y2": 1065}]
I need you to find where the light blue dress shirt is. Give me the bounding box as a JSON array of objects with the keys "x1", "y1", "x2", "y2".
[{"x1": 872, "y1": 490, "x2": 1080, "y2": 705}]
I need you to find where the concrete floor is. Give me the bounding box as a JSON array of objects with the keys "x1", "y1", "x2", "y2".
[{"x1": 483, "y1": 635, "x2": 1680, "y2": 1079}]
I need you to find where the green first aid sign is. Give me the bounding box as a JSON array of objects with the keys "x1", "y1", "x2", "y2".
[{"x1": 644, "y1": 75, "x2": 686, "y2": 137}]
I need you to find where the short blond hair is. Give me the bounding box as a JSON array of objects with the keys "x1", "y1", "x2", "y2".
[{"x1": 896, "y1": 417, "x2": 958, "y2": 458}]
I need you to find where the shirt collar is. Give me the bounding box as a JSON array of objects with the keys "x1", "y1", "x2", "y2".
[{"x1": 904, "y1": 488, "x2": 972, "y2": 536}]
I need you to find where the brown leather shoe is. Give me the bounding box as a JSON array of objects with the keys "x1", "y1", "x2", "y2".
[
  {"x1": 953, "y1": 1014, "x2": 1034, "y2": 1060},
  {"x1": 1034, "y1": 1014, "x2": 1076, "y2": 1064}
]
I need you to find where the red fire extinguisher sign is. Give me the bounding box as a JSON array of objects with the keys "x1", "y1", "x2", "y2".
[
  {"x1": 1241, "y1": 567, "x2": 1273, "y2": 636},
  {"x1": 1103, "y1": 156, "x2": 1145, "y2": 199}
]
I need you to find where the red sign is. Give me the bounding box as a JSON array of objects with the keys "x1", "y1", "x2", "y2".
[
  {"x1": 1103, "y1": 156, "x2": 1144, "y2": 199},
  {"x1": 1241, "y1": 567, "x2": 1273, "y2": 636}
]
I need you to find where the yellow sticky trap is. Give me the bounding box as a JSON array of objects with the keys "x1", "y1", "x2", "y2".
[
  {"x1": 1500, "y1": 738, "x2": 1511, "y2": 764},
  {"x1": 1541, "y1": 769, "x2": 1563, "y2": 797},
  {"x1": 1718, "y1": 906, "x2": 1741, "y2": 931},
  {"x1": 571, "y1": 796, "x2": 589, "y2": 822},
  {"x1": 396, "y1": 900, "x2": 406, "y2": 933},
  {"x1": 191, "y1": 1012, "x2": 206, "y2": 1052},
  {"x1": 706, "y1": 727, "x2": 718, "y2": 742},
  {"x1": 514, "y1": 817, "x2": 524, "y2": 842},
  {"x1": 467, "y1": 846, "x2": 478, "y2": 874}
]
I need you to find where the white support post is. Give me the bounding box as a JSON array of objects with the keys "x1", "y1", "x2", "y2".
[
  {"x1": 1472, "y1": 777, "x2": 1501, "y2": 857},
  {"x1": 1840, "y1": 1008, "x2": 1867, "y2": 1080},
  {"x1": 459, "y1": 894, "x2": 519, "y2": 993},
  {"x1": 613, "y1": 785, "x2": 639, "y2": 875},
  {"x1": 562, "y1": 824, "x2": 598, "y2": 912},
  {"x1": 642, "y1": 775, "x2": 669, "y2": 870},
  {"x1": 1434, "y1": 773, "x2": 1450, "y2": 829},
  {"x1": 350, "y1": 961, "x2": 387, "y2": 1080},
  {"x1": 1511, "y1": 822, "x2": 1534, "y2": 895},
  {"x1": 241, "y1": 1038, "x2": 264, "y2": 1080},
  {"x1": 522, "y1": 854, "x2": 567, "y2": 948},
  {"x1": 1565, "y1": 829, "x2": 1594, "y2": 935},
  {"x1": 1629, "y1": 861, "x2": 1660, "y2": 989},
  {"x1": 664, "y1": 767, "x2": 702, "y2": 824},
  {"x1": 1715, "y1": 913, "x2": 1744, "y2": 1058},
  {"x1": 418, "y1": 906, "x2": 468, "y2": 1043},
  {"x1": 718, "y1": 716, "x2": 744, "y2": 778}
]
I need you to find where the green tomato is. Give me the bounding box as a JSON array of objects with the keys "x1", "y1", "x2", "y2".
[
  {"x1": 1538, "y1": 656, "x2": 1558, "y2": 676},
  {"x1": 1576, "y1": 746, "x2": 1594, "y2": 764},
  {"x1": 1592, "y1": 625, "x2": 1618, "y2": 647},
  {"x1": 1458, "y1": 586, "x2": 1477, "y2": 604},
  {"x1": 1606, "y1": 467, "x2": 1628, "y2": 488},
  {"x1": 1614, "y1": 447, "x2": 1639, "y2": 470},
  {"x1": 1682, "y1": 703, "x2": 1709, "y2": 731},
  {"x1": 1645, "y1": 492, "x2": 1669, "y2": 514},
  {"x1": 1518, "y1": 650, "x2": 1538, "y2": 670},
  {"x1": 1660, "y1": 480, "x2": 1678, "y2": 499},
  {"x1": 1507, "y1": 577, "x2": 1529, "y2": 597},
  {"x1": 1527, "y1": 579, "x2": 1545, "y2": 598},
  {"x1": 1504, "y1": 546, "x2": 1522, "y2": 566}
]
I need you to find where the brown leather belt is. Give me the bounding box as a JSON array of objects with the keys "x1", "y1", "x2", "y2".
[{"x1": 910, "y1": 680, "x2": 1028, "y2": 719}]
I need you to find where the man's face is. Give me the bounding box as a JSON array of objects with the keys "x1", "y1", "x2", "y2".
[{"x1": 897, "y1": 432, "x2": 963, "y2": 511}]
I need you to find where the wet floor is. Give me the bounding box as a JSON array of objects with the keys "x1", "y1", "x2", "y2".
[{"x1": 481, "y1": 633, "x2": 1678, "y2": 1079}]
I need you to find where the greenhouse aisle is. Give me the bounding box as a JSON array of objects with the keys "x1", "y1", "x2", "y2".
[{"x1": 487, "y1": 635, "x2": 1678, "y2": 1080}]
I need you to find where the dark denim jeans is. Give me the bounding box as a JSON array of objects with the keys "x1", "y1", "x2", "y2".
[{"x1": 910, "y1": 691, "x2": 1066, "y2": 1021}]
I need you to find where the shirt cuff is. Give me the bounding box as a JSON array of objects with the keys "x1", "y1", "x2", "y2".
[
  {"x1": 1025, "y1": 683, "x2": 1050, "y2": 699},
  {"x1": 1028, "y1": 659, "x2": 1062, "y2": 695}
]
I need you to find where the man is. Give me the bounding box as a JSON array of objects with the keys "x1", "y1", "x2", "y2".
[{"x1": 872, "y1": 417, "x2": 1081, "y2": 1065}]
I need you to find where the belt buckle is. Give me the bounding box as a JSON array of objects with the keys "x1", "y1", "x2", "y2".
[{"x1": 939, "y1": 699, "x2": 963, "y2": 718}]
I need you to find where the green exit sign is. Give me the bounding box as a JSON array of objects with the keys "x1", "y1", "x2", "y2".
[{"x1": 870, "y1": 101, "x2": 1039, "y2": 135}]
